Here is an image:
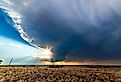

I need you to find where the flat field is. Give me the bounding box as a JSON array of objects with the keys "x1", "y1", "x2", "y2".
[{"x1": 0, "y1": 65, "x2": 121, "y2": 82}]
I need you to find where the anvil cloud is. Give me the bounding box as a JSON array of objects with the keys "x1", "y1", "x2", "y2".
[{"x1": 1, "y1": 0, "x2": 121, "y2": 61}]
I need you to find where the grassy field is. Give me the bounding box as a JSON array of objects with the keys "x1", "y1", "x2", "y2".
[{"x1": 0, "y1": 66, "x2": 121, "y2": 82}]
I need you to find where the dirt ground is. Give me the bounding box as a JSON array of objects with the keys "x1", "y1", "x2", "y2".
[{"x1": 0, "y1": 66, "x2": 121, "y2": 82}]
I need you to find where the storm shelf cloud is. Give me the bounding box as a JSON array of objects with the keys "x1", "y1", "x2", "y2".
[{"x1": 1, "y1": 0, "x2": 121, "y2": 62}]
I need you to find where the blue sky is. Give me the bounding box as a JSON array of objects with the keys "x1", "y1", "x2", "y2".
[
  {"x1": 0, "y1": 9, "x2": 28, "y2": 44},
  {"x1": 0, "y1": 9, "x2": 41, "y2": 65}
]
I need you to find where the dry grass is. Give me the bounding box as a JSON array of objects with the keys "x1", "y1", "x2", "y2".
[{"x1": 0, "y1": 66, "x2": 121, "y2": 82}]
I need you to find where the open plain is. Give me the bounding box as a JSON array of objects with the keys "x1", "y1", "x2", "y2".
[{"x1": 0, "y1": 65, "x2": 121, "y2": 82}]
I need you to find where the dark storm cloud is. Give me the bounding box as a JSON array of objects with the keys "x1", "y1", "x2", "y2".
[{"x1": 1, "y1": 0, "x2": 121, "y2": 61}]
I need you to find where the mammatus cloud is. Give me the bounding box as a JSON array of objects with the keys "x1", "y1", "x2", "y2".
[{"x1": 1, "y1": 0, "x2": 121, "y2": 62}]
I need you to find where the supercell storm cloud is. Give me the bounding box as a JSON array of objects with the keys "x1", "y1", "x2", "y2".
[{"x1": 1, "y1": 0, "x2": 121, "y2": 61}]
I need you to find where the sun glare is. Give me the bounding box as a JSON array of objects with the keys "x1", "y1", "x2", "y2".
[
  {"x1": 43, "y1": 46, "x2": 52, "y2": 57},
  {"x1": 33, "y1": 45, "x2": 53, "y2": 60}
]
